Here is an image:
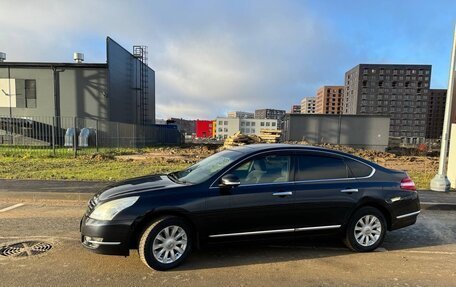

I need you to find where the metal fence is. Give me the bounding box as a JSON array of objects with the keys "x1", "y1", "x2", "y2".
[{"x1": 0, "y1": 115, "x2": 183, "y2": 156}]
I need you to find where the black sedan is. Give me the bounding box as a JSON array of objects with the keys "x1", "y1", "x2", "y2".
[{"x1": 80, "y1": 144, "x2": 420, "y2": 270}]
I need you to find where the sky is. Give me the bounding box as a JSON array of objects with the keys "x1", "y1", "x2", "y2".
[{"x1": 0, "y1": 0, "x2": 455, "y2": 119}]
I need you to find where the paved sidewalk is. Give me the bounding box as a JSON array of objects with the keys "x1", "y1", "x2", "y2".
[
  {"x1": 0, "y1": 179, "x2": 455, "y2": 209},
  {"x1": 419, "y1": 190, "x2": 456, "y2": 210},
  {"x1": 0, "y1": 179, "x2": 108, "y2": 193}
]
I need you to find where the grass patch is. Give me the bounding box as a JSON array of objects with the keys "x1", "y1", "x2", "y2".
[
  {"x1": 0, "y1": 146, "x2": 436, "y2": 189},
  {"x1": 408, "y1": 170, "x2": 434, "y2": 190},
  {"x1": 0, "y1": 156, "x2": 188, "y2": 181}
]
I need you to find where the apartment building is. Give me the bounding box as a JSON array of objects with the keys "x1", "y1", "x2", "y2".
[
  {"x1": 227, "y1": 111, "x2": 254, "y2": 119},
  {"x1": 255, "y1": 109, "x2": 286, "y2": 120},
  {"x1": 315, "y1": 86, "x2": 344, "y2": 114},
  {"x1": 300, "y1": 97, "x2": 316, "y2": 114},
  {"x1": 344, "y1": 64, "x2": 432, "y2": 143},
  {"x1": 290, "y1": 105, "x2": 301, "y2": 114},
  {"x1": 215, "y1": 117, "x2": 278, "y2": 139}
]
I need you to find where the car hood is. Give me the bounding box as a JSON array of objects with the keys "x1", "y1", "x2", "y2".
[{"x1": 97, "y1": 174, "x2": 183, "y2": 201}]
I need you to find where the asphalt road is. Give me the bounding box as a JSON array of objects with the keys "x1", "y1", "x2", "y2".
[{"x1": 1, "y1": 194, "x2": 456, "y2": 287}]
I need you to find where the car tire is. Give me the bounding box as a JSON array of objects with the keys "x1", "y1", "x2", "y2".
[
  {"x1": 138, "y1": 216, "x2": 193, "y2": 271},
  {"x1": 343, "y1": 206, "x2": 386, "y2": 252}
]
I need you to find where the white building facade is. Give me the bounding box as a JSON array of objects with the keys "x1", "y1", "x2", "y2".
[
  {"x1": 215, "y1": 117, "x2": 278, "y2": 139},
  {"x1": 300, "y1": 97, "x2": 316, "y2": 114}
]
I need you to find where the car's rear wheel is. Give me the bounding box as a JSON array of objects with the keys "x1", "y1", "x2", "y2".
[
  {"x1": 139, "y1": 216, "x2": 192, "y2": 271},
  {"x1": 344, "y1": 206, "x2": 386, "y2": 252}
]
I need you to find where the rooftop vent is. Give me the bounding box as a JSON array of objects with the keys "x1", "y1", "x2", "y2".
[
  {"x1": 73, "y1": 52, "x2": 84, "y2": 63},
  {"x1": 0, "y1": 52, "x2": 5, "y2": 62}
]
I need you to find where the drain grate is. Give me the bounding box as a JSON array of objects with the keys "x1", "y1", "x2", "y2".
[{"x1": 0, "y1": 241, "x2": 53, "y2": 258}]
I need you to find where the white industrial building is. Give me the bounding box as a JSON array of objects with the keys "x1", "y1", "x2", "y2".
[{"x1": 215, "y1": 117, "x2": 278, "y2": 139}]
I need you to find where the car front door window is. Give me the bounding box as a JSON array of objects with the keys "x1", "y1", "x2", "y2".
[{"x1": 232, "y1": 155, "x2": 291, "y2": 184}]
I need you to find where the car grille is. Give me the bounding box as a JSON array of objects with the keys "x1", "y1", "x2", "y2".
[{"x1": 86, "y1": 194, "x2": 100, "y2": 216}]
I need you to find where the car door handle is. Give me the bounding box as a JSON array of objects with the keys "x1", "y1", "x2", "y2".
[
  {"x1": 272, "y1": 191, "x2": 293, "y2": 197},
  {"x1": 340, "y1": 188, "x2": 359, "y2": 193}
]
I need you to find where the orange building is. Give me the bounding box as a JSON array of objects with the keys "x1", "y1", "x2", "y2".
[{"x1": 315, "y1": 86, "x2": 344, "y2": 114}]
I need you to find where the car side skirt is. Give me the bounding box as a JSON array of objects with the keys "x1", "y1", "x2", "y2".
[{"x1": 208, "y1": 225, "x2": 342, "y2": 238}]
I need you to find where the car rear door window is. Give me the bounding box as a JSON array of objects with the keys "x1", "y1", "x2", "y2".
[
  {"x1": 296, "y1": 155, "x2": 348, "y2": 181},
  {"x1": 345, "y1": 158, "x2": 373, "y2": 178},
  {"x1": 232, "y1": 155, "x2": 291, "y2": 184}
]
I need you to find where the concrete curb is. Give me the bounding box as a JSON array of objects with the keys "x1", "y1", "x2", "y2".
[{"x1": 420, "y1": 202, "x2": 456, "y2": 211}]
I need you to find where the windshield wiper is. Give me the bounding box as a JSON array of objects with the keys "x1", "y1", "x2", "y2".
[
  {"x1": 167, "y1": 172, "x2": 181, "y2": 183},
  {"x1": 168, "y1": 172, "x2": 193, "y2": 185}
]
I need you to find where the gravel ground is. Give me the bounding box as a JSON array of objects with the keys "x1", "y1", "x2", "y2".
[{"x1": 0, "y1": 195, "x2": 455, "y2": 287}]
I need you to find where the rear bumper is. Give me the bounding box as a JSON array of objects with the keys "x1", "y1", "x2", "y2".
[
  {"x1": 80, "y1": 215, "x2": 133, "y2": 256},
  {"x1": 390, "y1": 210, "x2": 420, "y2": 230},
  {"x1": 389, "y1": 191, "x2": 421, "y2": 231}
]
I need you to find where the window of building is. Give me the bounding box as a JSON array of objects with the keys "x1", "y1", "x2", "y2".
[
  {"x1": 266, "y1": 122, "x2": 270, "y2": 127},
  {"x1": 219, "y1": 121, "x2": 223, "y2": 125},
  {"x1": 251, "y1": 122, "x2": 255, "y2": 126},
  {"x1": 224, "y1": 128, "x2": 228, "y2": 132},
  {"x1": 25, "y1": 80, "x2": 37, "y2": 108},
  {"x1": 272, "y1": 122, "x2": 276, "y2": 127},
  {"x1": 224, "y1": 121, "x2": 228, "y2": 125},
  {"x1": 261, "y1": 122, "x2": 265, "y2": 126}
]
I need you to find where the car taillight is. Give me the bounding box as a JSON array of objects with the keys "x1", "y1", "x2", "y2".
[{"x1": 400, "y1": 176, "x2": 416, "y2": 191}]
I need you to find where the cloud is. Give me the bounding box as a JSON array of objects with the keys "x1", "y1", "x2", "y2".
[{"x1": 1, "y1": 0, "x2": 453, "y2": 119}]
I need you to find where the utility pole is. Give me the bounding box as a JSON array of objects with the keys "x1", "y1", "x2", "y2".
[{"x1": 430, "y1": 25, "x2": 456, "y2": 192}]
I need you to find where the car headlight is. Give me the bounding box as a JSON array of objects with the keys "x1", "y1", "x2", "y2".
[{"x1": 89, "y1": 196, "x2": 139, "y2": 221}]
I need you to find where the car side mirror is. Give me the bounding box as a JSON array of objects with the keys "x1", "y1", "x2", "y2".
[{"x1": 220, "y1": 174, "x2": 240, "y2": 188}]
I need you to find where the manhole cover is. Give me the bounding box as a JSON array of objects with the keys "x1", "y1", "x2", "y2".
[{"x1": 0, "y1": 241, "x2": 53, "y2": 258}]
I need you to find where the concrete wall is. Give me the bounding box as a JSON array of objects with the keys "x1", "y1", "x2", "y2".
[
  {"x1": 59, "y1": 68, "x2": 108, "y2": 120},
  {"x1": 283, "y1": 114, "x2": 390, "y2": 151}
]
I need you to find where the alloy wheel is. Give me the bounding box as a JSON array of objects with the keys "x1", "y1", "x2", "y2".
[
  {"x1": 152, "y1": 225, "x2": 188, "y2": 264},
  {"x1": 354, "y1": 215, "x2": 382, "y2": 247}
]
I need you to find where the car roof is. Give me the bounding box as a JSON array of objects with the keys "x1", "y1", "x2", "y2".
[
  {"x1": 227, "y1": 144, "x2": 374, "y2": 163},
  {"x1": 228, "y1": 143, "x2": 342, "y2": 154}
]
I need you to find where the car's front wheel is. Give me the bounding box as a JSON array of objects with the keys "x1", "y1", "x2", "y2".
[
  {"x1": 139, "y1": 216, "x2": 193, "y2": 271},
  {"x1": 344, "y1": 206, "x2": 386, "y2": 252}
]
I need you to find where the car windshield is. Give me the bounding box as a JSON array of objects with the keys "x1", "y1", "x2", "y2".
[{"x1": 170, "y1": 149, "x2": 244, "y2": 184}]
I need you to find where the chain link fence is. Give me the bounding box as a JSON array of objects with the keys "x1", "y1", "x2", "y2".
[{"x1": 0, "y1": 115, "x2": 183, "y2": 156}]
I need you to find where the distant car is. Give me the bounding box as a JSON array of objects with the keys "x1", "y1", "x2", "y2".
[{"x1": 80, "y1": 144, "x2": 420, "y2": 271}]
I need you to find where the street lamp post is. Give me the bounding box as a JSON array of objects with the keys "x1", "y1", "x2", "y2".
[{"x1": 430, "y1": 25, "x2": 456, "y2": 192}]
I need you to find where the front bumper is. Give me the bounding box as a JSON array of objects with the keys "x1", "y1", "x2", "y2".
[{"x1": 80, "y1": 215, "x2": 133, "y2": 256}]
